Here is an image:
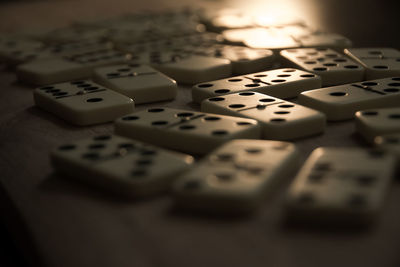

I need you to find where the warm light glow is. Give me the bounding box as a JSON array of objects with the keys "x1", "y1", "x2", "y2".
[
  {"x1": 227, "y1": 0, "x2": 321, "y2": 28},
  {"x1": 215, "y1": 0, "x2": 323, "y2": 49},
  {"x1": 243, "y1": 28, "x2": 299, "y2": 49}
]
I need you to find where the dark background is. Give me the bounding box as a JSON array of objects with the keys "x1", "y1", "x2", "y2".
[{"x1": 318, "y1": 0, "x2": 400, "y2": 49}]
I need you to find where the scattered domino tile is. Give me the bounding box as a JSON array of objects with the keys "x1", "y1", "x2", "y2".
[
  {"x1": 268, "y1": 24, "x2": 313, "y2": 38},
  {"x1": 296, "y1": 32, "x2": 352, "y2": 49},
  {"x1": 375, "y1": 134, "x2": 400, "y2": 164},
  {"x1": 222, "y1": 46, "x2": 274, "y2": 75},
  {"x1": 170, "y1": 32, "x2": 224, "y2": 46},
  {"x1": 0, "y1": 38, "x2": 43, "y2": 56},
  {"x1": 47, "y1": 39, "x2": 114, "y2": 54},
  {"x1": 116, "y1": 32, "x2": 223, "y2": 53},
  {"x1": 109, "y1": 29, "x2": 170, "y2": 47},
  {"x1": 114, "y1": 107, "x2": 261, "y2": 155},
  {"x1": 108, "y1": 13, "x2": 203, "y2": 45},
  {"x1": 253, "y1": 15, "x2": 305, "y2": 28},
  {"x1": 0, "y1": 47, "x2": 55, "y2": 66},
  {"x1": 221, "y1": 25, "x2": 308, "y2": 47},
  {"x1": 244, "y1": 33, "x2": 298, "y2": 50},
  {"x1": 173, "y1": 139, "x2": 300, "y2": 213},
  {"x1": 223, "y1": 27, "x2": 350, "y2": 51},
  {"x1": 34, "y1": 80, "x2": 134, "y2": 125},
  {"x1": 42, "y1": 26, "x2": 109, "y2": 44},
  {"x1": 156, "y1": 20, "x2": 205, "y2": 38},
  {"x1": 221, "y1": 28, "x2": 258, "y2": 45},
  {"x1": 201, "y1": 92, "x2": 326, "y2": 140},
  {"x1": 344, "y1": 48, "x2": 400, "y2": 58},
  {"x1": 134, "y1": 51, "x2": 232, "y2": 84},
  {"x1": 237, "y1": 27, "x2": 300, "y2": 50},
  {"x1": 199, "y1": 8, "x2": 255, "y2": 32},
  {"x1": 344, "y1": 48, "x2": 400, "y2": 79},
  {"x1": 92, "y1": 63, "x2": 177, "y2": 104},
  {"x1": 0, "y1": 40, "x2": 113, "y2": 66},
  {"x1": 208, "y1": 12, "x2": 254, "y2": 31},
  {"x1": 16, "y1": 49, "x2": 131, "y2": 85},
  {"x1": 249, "y1": 30, "x2": 350, "y2": 50},
  {"x1": 191, "y1": 68, "x2": 321, "y2": 104},
  {"x1": 108, "y1": 27, "x2": 202, "y2": 47},
  {"x1": 116, "y1": 40, "x2": 178, "y2": 54},
  {"x1": 298, "y1": 77, "x2": 400, "y2": 121},
  {"x1": 280, "y1": 48, "x2": 364, "y2": 86},
  {"x1": 286, "y1": 147, "x2": 396, "y2": 225},
  {"x1": 0, "y1": 38, "x2": 45, "y2": 65},
  {"x1": 51, "y1": 134, "x2": 194, "y2": 197},
  {"x1": 182, "y1": 44, "x2": 274, "y2": 75},
  {"x1": 355, "y1": 107, "x2": 400, "y2": 143}
]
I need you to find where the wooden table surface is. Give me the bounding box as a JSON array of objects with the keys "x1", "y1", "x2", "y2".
[{"x1": 1, "y1": 0, "x2": 400, "y2": 266}]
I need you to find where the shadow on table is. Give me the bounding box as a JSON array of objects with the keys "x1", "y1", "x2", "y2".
[
  {"x1": 167, "y1": 204, "x2": 256, "y2": 223},
  {"x1": 38, "y1": 172, "x2": 168, "y2": 205},
  {"x1": 25, "y1": 106, "x2": 114, "y2": 133},
  {"x1": 279, "y1": 216, "x2": 373, "y2": 236}
]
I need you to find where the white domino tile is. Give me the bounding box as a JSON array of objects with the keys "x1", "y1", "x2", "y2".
[
  {"x1": 201, "y1": 91, "x2": 326, "y2": 140},
  {"x1": 355, "y1": 107, "x2": 400, "y2": 143},
  {"x1": 93, "y1": 63, "x2": 177, "y2": 104},
  {"x1": 280, "y1": 48, "x2": 364, "y2": 86},
  {"x1": 114, "y1": 107, "x2": 261, "y2": 155},
  {"x1": 192, "y1": 68, "x2": 321, "y2": 103},
  {"x1": 51, "y1": 134, "x2": 194, "y2": 197},
  {"x1": 286, "y1": 147, "x2": 396, "y2": 225},
  {"x1": 173, "y1": 139, "x2": 300, "y2": 213},
  {"x1": 298, "y1": 77, "x2": 400, "y2": 121},
  {"x1": 34, "y1": 80, "x2": 134, "y2": 125}
]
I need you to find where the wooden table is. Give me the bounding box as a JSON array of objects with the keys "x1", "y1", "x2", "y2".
[{"x1": 1, "y1": 0, "x2": 399, "y2": 266}]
